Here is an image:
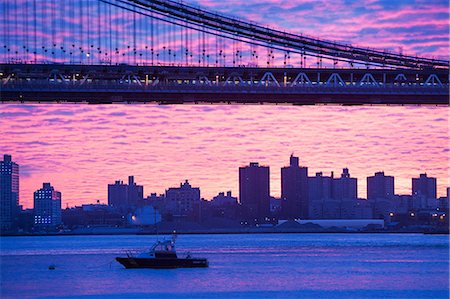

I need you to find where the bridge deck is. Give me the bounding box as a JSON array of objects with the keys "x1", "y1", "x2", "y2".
[{"x1": 1, "y1": 64, "x2": 448, "y2": 105}]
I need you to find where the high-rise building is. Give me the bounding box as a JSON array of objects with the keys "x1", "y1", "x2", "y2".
[
  {"x1": 165, "y1": 180, "x2": 200, "y2": 216},
  {"x1": 33, "y1": 183, "x2": 61, "y2": 227},
  {"x1": 0, "y1": 154, "x2": 19, "y2": 231},
  {"x1": 308, "y1": 172, "x2": 333, "y2": 202},
  {"x1": 308, "y1": 172, "x2": 334, "y2": 219},
  {"x1": 108, "y1": 180, "x2": 128, "y2": 209},
  {"x1": 127, "y1": 176, "x2": 144, "y2": 207},
  {"x1": 412, "y1": 173, "x2": 437, "y2": 199},
  {"x1": 281, "y1": 155, "x2": 309, "y2": 219},
  {"x1": 333, "y1": 168, "x2": 357, "y2": 200},
  {"x1": 367, "y1": 171, "x2": 394, "y2": 200},
  {"x1": 239, "y1": 162, "x2": 270, "y2": 220},
  {"x1": 108, "y1": 176, "x2": 143, "y2": 211}
]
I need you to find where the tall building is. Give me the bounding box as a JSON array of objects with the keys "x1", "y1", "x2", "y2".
[
  {"x1": 281, "y1": 155, "x2": 308, "y2": 219},
  {"x1": 308, "y1": 172, "x2": 333, "y2": 202},
  {"x1": 108, "y1": 176, "x2": 143, "y2": 211},
  {"x1": 333, "y1": 168, "x2": 357, "y2": 200},
  {"x1": 367, "y1": 171, "x2": 394, "y2": 200},
  {"x1": 308, "y1": 172, "x2": 334, "y2": 219},
  {"x1": 165, "y1": 180, "x2": 200, "y2": 216},
  {"x1": 239, "y1": 162, "x2": 270, "y2": 220},
  {"x1": 33, "y1": 183, "x2": 61, "y2": 227},
  {"x1": 412, "y1": 173, "x2": 437, "y2": 199},
  {"x1": 0, "y1": 154, "x2": 19, "y2": 231},
  {"x1": 127, "y1": 176, "x2": 144, "y2": 207}
]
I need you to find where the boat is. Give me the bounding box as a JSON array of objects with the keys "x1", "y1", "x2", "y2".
[{"x1": 115, "y1": 234, "x2": 209, "y2": 269}]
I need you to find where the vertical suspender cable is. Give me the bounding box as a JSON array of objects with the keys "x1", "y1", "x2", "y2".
[
  {"x1": 33, "y1": 0, "x2": 37, "y2": 63},
  {"x1": 98, "y1": 0, "x2": 101, "y2": 64},
  {"x1": 151, "y1": 8, "x2": 154, "y2": 66},
  {"x1": 60, "y1": 0, "x2": 65, "y2": 63},
  {"x1": 24, "y1": 1, "x2": 29, "y2": 63},
  {"x1": 80, "y1": 0, "x2": 83, "y2": 63},
  {"x1": 108, "y1": 2, "x2": 112, "y2": 64},
  {"x1": 14, "y1": 0, "x2": 18, "y2": 61},
  {"x1": 51, "y1": 0, "x2": 55, "y2": 62},
  {"x1": 87, "y1": 0, "x2": 91, "y2": 63},
  {"x1": 133, "y1": 4, "x2": 136, "y2": 65},
  {"x1": 185, "y1": 22, "x2": 188, "y2": 66}
]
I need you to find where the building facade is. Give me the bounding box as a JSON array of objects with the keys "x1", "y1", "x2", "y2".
[
  {"x1": 0, "y1": 154, "x2": 19, "y2": 231},
  {"x1": 367, "y1": 171, "x2": 394, "y2": 200},
  {"x1": 212, "y1": 191, "x2": 238, "y2": 206},
  {"x1": 308, "y1": 172, "x2": 334, "y2": 219},
  {"x1": 412, "y1": 173, "x2": 437, "y2": 199},
  {"x1": 239, "y1": 162, "x2": 270, "y2": 221},
  {"x1": 165, "y1": 180, "x2": 200, "y2": 216},
  {"x1": 333, "y1": 168, "x2": 357, "y2": 201},
  {"x1": 108, "y1": 176, "x2": 144, "y2": 211},
  {"x1": 34, "y1": 183, "x2": 61, "y2": 227},
  {"x1": 281, "y1": 155, "x2": 309, "y2": 219}
]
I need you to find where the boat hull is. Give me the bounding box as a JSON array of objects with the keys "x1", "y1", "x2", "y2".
[{"x1": 116, "y1": 257, "x2": 209, "y2": 269}]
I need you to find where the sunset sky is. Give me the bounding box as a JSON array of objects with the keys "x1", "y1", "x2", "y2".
[
  {"x1": 1, "y1": 105, "x2": 448, "y2": 208},
  {"x1": 0, "y1": 0, "x2": 449, "y2": 208},
  {"x1": 0, "y1": 0, "x2": 448, "y2": 64},
  {"x1": 194, "y1": 0, "x2": 449, "y2": 59}
]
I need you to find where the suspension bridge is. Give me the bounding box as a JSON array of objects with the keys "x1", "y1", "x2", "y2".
[{"x1": 0, "y1": 0, "x2": 448, "y2": 104}]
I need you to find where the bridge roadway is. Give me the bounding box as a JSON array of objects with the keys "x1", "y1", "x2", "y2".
[{"x1": 1, "y1": 64, "x2": 448, "y2": 105}]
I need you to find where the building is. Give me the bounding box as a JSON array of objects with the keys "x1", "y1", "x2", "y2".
[
  {"x1": 308, "y1": 172, "x2": 333, "y2": 201},
  {"x1": 281, "y1": 155, "x2": 309, "y2": 219},
  {"x1": 308, "y1": 170, "x2": 370, "y2": 220},
  {"x1": 211, "y1": 191, "x2": 238, "y2": 206},
  {"x1": 367, "y1": 171, "x2": 394, "y2": 200},
  {"x1": 33, "y1": 183, "x2": 61, "y2": 228},
  {"x1": 412, "y1": 173, "x2": 437, "y2": 199},
  {"x1": 439, "y1": 188, "x2": 450, "y2": 210},
  {"x1": 165, "y1": 180, "x2": 200, "y2": 216},
  {"x1": 333, "y1": 168, "x2": 357, "y2": 201},
  {"x1": 340, "y1": 199, "x2": 373, "y2": 219},
  {"x1": 108, "y1": 176, "x2": 144, "y2": 211},
  {"x1": 0, "y1": 154, "x2": 19, "y2": 231},
  {"x1": 108, "y1": 180, "x2": 127, "y2": 209},
  {"x1": 287, "y1": 219, "x2": 384, "y2": 229},
  {"x1": 308, "y1": 172, "x2": 334, "y2": 219},
  {"x1": 128, "y1": 205, "x2": 162, "y2": 226},
  {"x1": 411, "y1": 173, "x2": 437, "y2": 210},
  {"x1": 239, "y1": 162, "x2": 270, "y2": 221}
]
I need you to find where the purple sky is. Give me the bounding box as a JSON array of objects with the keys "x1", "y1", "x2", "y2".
[
  {"x1": 0, "y1": 0, "x2": 448, "y2": 64},
  {"x1": 192, "y1": 0, "x2": 449, "y2": 59},
  {"x1": 0, "y1": 0, "x2": 448, "y2": 208},
  {"x1": 1, "y1": 105, "x2": 448, "y2": 208}
]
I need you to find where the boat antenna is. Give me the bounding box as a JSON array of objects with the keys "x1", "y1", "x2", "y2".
[
  {"x1": 154, "y1": 205, "x2": 158, "y2": 240},
  {"x1": 172, "y1": 231, "x2": 177, "y2": 244}
]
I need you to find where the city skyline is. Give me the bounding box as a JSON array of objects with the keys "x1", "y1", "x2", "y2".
[
  {"x1": 0, "y1": 0, "x2": 448, "y2": 298},
  {"x1": 2, "y1": 144, "x2": 448, "y2": 209},
  {"x1": 0, "y1": 0, "x2": 448, "y2": 208}
]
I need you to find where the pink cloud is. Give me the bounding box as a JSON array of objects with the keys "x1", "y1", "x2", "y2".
[{"x1": 1, "y1": 105, "x2": 448, "y2": 209}]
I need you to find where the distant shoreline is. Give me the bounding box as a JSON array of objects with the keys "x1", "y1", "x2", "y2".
[{"x1": 1, "y1": 228, "x2": 448, "y2": 237}]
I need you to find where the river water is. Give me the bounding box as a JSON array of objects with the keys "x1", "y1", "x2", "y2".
[{"x1": 0, "y1": 233, "x2": 448, "y2": 298}]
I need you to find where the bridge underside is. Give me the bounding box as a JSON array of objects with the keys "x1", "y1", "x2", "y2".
[{"x1": 3, "y1": 90, "x2": 446, "y2": 105}]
